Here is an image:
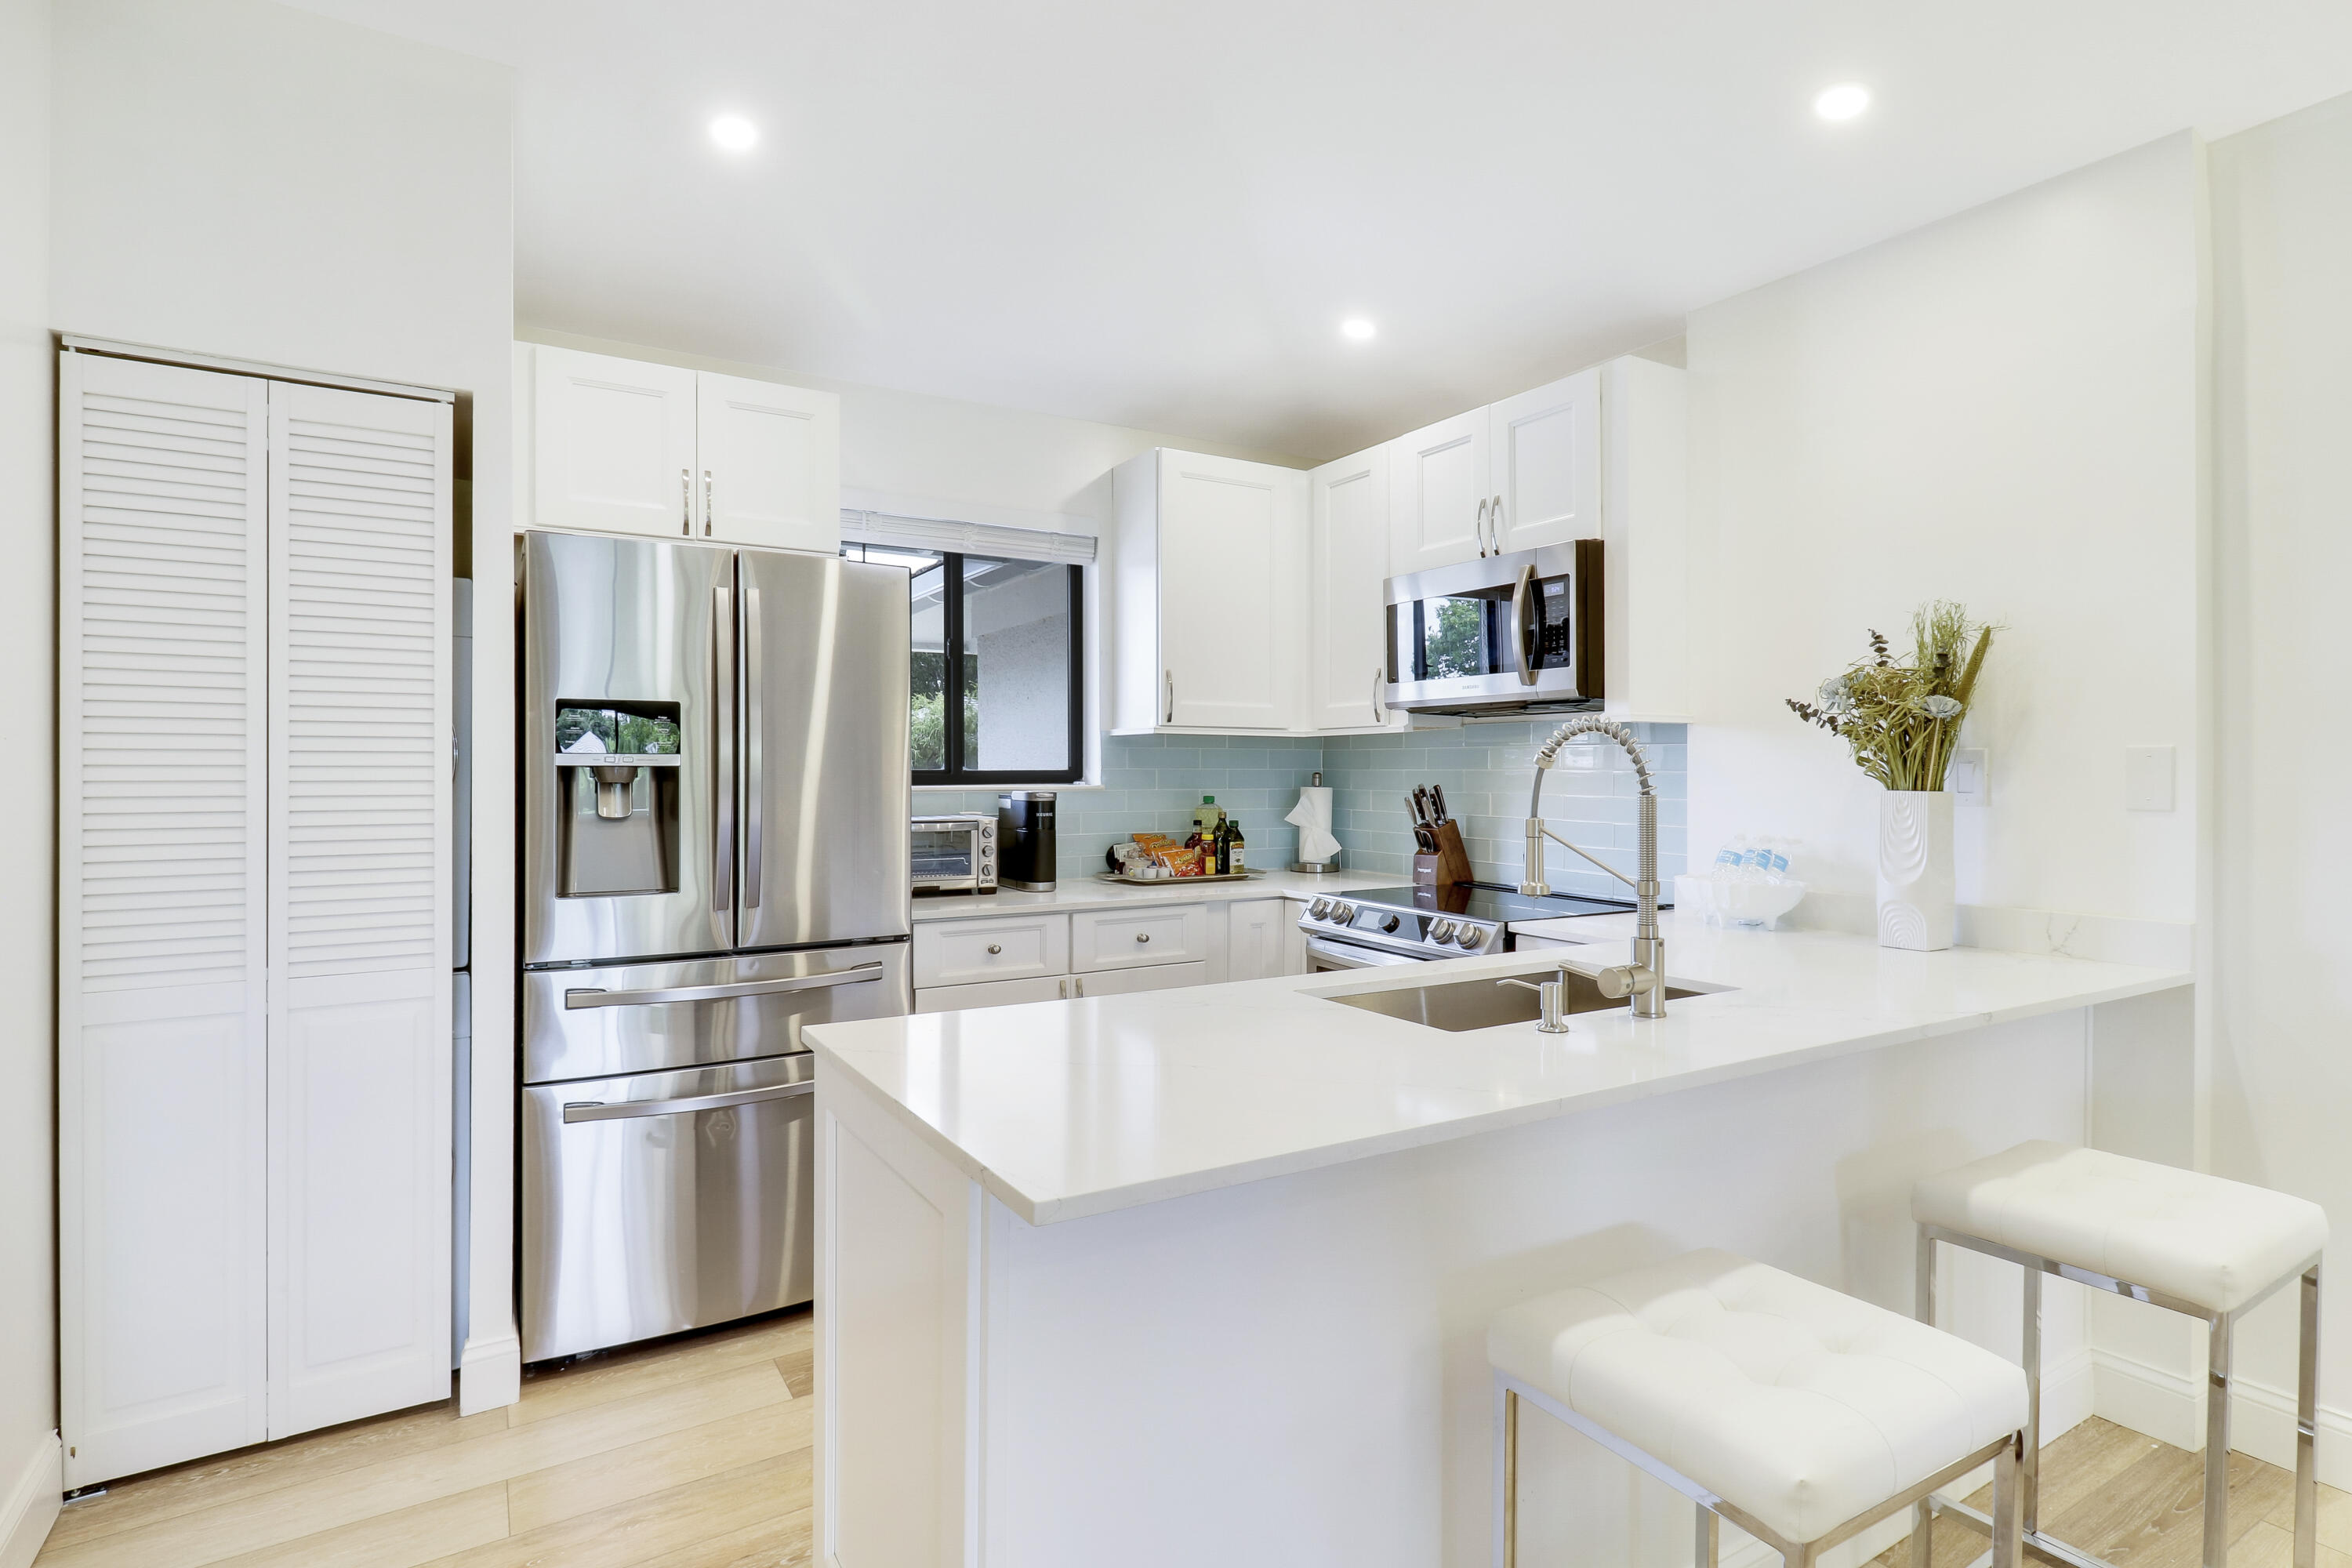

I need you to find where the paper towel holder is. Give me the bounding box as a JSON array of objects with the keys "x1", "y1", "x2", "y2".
[{"x1": 1289, "y1": 771, "x2": 1342, "y2": 874}]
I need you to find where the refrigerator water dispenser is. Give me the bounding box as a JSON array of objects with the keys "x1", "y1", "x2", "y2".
[{"x1": 556, "y1": 701, "x2": 682, "y2": 897}]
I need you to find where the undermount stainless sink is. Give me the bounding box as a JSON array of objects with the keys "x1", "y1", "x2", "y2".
[{"x1": 1319, "y1": 965, "x2": 1710, "y2": 1032}]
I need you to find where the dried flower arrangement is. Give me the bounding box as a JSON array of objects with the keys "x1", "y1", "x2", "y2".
[{"x1": 1785, "y1": 601, "x2": 1994, "y2": 792}]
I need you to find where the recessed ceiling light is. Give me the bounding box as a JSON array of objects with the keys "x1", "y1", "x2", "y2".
[
  {"x1": 1341, "y1": 318, "x2": 1377, "y2": 342},
  {"x1": 709, "y1": 114, "x2": 759, "y2": 152},
  {"x1": 1813, "y1": 83, "x2": 1871, "y2": 122}
]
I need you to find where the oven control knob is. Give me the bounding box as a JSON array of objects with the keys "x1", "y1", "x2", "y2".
[
  {"x1": 1308, "y1": 898, "x2": 1330, "y2": 920},
  {"x1": 1378, "y1": 913, "x2": 1402, "y2": 934},
  {"x1": 1429, "y1": 919, "x2": 1455, "y2": 942},
  {"x1": 981, "y1": 825, "x2": 993, "y2": 839},
  {"x1": 1456, "y1": 925, "x2": 1486, "y2": 949},
  {"x1": 1332, "y1": 903, "x2": 1356, "y2": 924}
]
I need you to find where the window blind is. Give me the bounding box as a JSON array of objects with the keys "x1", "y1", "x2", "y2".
[{"x1": 840, "y1": 508, "x2": 1098, "y2": 564}]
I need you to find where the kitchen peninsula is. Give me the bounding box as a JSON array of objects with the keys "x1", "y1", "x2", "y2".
[{"x1": 807, "y1": 914, "x2": 2191, "y2": 1568}]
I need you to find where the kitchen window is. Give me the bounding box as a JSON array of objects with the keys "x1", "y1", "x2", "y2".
[{"x1": 840, "y1": 539, "x2": 1086, "y2": 786}]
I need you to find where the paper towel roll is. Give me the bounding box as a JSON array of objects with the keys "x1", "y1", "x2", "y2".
[{"x1": 1285, "y1": 786, "x2": 1341, "y2": 862}]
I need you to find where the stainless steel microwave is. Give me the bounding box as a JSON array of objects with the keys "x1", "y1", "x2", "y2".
[
  {"x1": 1383, "y1": 540, "x2": 1604, "y2": 716},
  {"x1": 912, "y1": 813, "x2": 996, "y2": 895}
]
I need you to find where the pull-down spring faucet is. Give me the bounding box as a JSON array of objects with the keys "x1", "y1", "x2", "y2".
[{"x1": 1522, "y1": 717, "x2": 1666, "y2": 1018}]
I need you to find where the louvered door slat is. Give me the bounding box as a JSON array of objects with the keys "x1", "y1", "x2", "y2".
[
  {"x1": 266, "y1": 379, "x2": 452, "y2": 1443},
  {"x1": 59, "y1": 353, "x2": 270, "y2": 1488}
]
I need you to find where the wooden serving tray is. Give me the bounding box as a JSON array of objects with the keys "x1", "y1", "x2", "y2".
[{"x1": 1095, "y1": 868, "x2": 1268, "y2": 886}]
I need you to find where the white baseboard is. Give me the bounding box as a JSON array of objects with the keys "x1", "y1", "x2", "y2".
[
  {"x1": 1707, "y1": 1348, "x2": 2095, "y2": 1568},
  {"x1": 0, "y1": 1432, "x2": 60, "y2": 1568},
  {"x1": 2092, "y1": 1347, "x2": 2352, "y2": 1487},
  {"x1": 457, "y1": 1331, "x2": 522, "y2": 1416}
]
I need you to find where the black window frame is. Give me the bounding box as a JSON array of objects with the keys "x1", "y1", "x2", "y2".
[{"x1": 906, "y1": 550, "x2": 1086, "y2": 789}]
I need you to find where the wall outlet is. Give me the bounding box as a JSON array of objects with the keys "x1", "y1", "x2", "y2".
[
  {"x1": 2125, "y1": 746, "x2": 2176, "y2": 811},
  {"x1": 1948, "y1": 748, "x2": 1989, "y2": 806}
]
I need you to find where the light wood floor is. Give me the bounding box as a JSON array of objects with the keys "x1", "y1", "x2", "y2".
[
  {"x1": 1875, "y1": 1416, "x2": 2352, "y2": 1568},
  {"x1": 34, "y1": 1309, "x2": 813, "y2": 1568}
]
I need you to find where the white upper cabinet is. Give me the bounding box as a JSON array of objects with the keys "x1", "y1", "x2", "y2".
[
  {"x1": 1384, "y1": 368, "x2": 1602, "y2": 574},
  {"x1": 1489, "y1": 368, "x2": 1599, "y2": 553},
  {"x1": 1308, "y1": 443, "x2": 1403, "y2": 732},
  {"x1": 696, "y1": 370, "x2": 841, "y2": 553},
  {"x1": 1386, "y1": 408, "x2": 1490, "y2": 574},
  {"x1": 1112, "y1": 448, "x2": 1306, "y2": 733},
  {"x1": 522, "y1": 345, "x2": 840, "y2": 553}
]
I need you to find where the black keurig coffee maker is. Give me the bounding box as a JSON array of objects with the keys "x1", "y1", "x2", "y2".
[{"x1": 996, "y1": 791, "x2": 1057, "y2": 891}]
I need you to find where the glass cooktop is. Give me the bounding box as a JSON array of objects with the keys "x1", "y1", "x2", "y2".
[{"x1": 1341, "y1": 883, "x2": 1660, "y2": 924}]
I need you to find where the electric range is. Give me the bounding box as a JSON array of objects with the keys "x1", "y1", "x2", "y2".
[{"x1": 1297, "y1": 883, "x2": 1652, "y2": 968}]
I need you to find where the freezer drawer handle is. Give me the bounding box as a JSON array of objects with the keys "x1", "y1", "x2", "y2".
[
  {"x1": 562, "y1": 1079, "x2": 815, "y2": 1123},
  {"x1": 563, "y1": 962, "x2": 885, "y2": 1010}
]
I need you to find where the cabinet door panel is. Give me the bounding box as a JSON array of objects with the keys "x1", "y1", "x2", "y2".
[
  {"x1": 1309, "y1": 445, "x2": 1394, "y2": 730},
  {"x1": 1158, "y1": 453, "x2": 1297, "y2": 729},
  {"x1": 1225, "y1": 898, "x2": 1290, "y2": 982},
  {"x1": 531, "y1": 346, "x2": 699, "y2": 538},
  {"x1": 1387, "y1": 410, "x2": 1490, "y2": 573},
  {"x1": 1069, "y1": 960, "x2": 1207, "y2": 998},
  {"x1": 698, "y1": 372, "x2": 840, "y2": 553},
  {"x1": 1490, "y1": 368, "x2": 1600, "y2": 553},
  {"x1": 914, "y1": 973, "x2": 1072, "y2": 1013},
  {"x1": 59, "y1": 353, "x2": 271, "y2": 1486}
]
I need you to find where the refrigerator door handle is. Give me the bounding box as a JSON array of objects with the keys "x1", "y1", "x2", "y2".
[
  {"x1": 562, "y1": 962, "x2": 886, "y2": 1011},
  {"x1": 712, "y1": 582, "x2": 735, "y2": 915},
  {"x1": 562, "y1": 1079, "x2": 815, "y2": 1123},
  {"x1": 743, "y1": 585, "x2": 763, "y2": 909}
]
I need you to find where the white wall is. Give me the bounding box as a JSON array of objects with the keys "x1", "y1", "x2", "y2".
[
  {"x1": 49, "y1": 0, "x2": 520, "y2": 1412},
  {"x1": 2201, "y1": 86, "x2": 2352, "y2": 1464},
  {"x1": 0, "y1": 0, "x2": 56, "y2": 1561},
  {"x1": 1684, "y1": 134, "x2": 2206, "y2": 926}
]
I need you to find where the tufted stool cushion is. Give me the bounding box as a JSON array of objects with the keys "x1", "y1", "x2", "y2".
[
  {"x1": 1488, "y1": 1249, "x2": 2026, "y2": 1545},
  {"x1": 1913, "y1": 1142, "x2": 2328, "y2": 1316}
]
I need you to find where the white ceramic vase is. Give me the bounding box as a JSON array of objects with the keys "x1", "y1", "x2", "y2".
[{"x1": 1877, "y1": 789, "x2": 1955, "y2": 951}]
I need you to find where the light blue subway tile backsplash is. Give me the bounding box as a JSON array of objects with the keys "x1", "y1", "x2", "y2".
[{"x1": 917, "y1": 722, "x2": 1687, "y2": 891}]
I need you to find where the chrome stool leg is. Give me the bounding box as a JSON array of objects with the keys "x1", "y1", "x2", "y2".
[
  {"x1": 2297, "y1": 1266, "x2": 2321, "y2": 1568},
  {"x1": 2204, "y1": 1311, "x2": 2232, "y2": 1568},
  {"x1": 1494, "y1": 1375, "x2": 1519, "y2": 1568},
  {"x1": 2022, "y1": 1266, "x2": 2042, "y2": 1537},
  {"x1": 1697, "y1": 1500, "x2": 1719, "y2": 1568}
]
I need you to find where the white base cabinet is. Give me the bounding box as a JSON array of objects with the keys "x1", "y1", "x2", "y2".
[
  {"x1": 60, "y1": 351, "x2": 454, "y2": 1486},
  {"x1": 912, "y1": 896, "x2": 1303, "y2": 1013},
  {"x1": 520, "y1": 343, "x2": 840, "y2": 554}
]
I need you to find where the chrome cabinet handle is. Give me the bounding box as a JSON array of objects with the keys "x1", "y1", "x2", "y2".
[
  {"x1": 1511, "y1": 561, "x2": 1538, "y2": 687},
  {"x1": 711, "y1": 583, "x2": 735, "y2": 917},
  {"x1": 742, "y1": 585, "x2": 763, "y2": 910},
  {"x1": 1475, "y1": 496, "x2": 1490, "y2": 556},
  {"x1": 681, "y1": 468, "x2": 693, "y2": 535},
  {"x1": 986, "y1": 943, "x2": 1002, "y2": 955},
  {"x1": 1134, "y1": 932, "x2": 1150, "y2": 944},
  {"x1": 703, "y1": 469, "x2": 715, "y2": 536},
  {"x1": 1073, "y1": 975, "x2": 1084, "y2": 997},
  {"x1": 1164, "y1": 670, "x2": 1174, "y2": 724},
  {"x1": 1491, "y1": 493, "x2": 1505, "y2": 552},
  {"x1": 564, "y1": 963, "x2": 884, "y2": 1010},
  {"x1": 563, "y1": 1078, "x2": 813, "y2": 1123},
  {"x1": 1058, "y1": 978, "x2": 1068, "y2": 999},
  {"x1": 1371, "y1": 668, "x2": 1385, "y2": 724}
]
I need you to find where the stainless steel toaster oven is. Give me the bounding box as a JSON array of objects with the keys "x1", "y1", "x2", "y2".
[{"x1": 912, "y1": 812, "x2": 996, "y2": 895}]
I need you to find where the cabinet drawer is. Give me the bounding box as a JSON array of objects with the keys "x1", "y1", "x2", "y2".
[
  {"x1": 913, "y1": 915, "x2": 1069, "y2": 988},
  {"x1": 1068, "y1": 961, "x2": 1207, "y2": 998},
  {"x1": 1070, "y1": 904, "x2": 1207, "y2": 973},
  {"x1": 914, "y1": 975, "x2": 1072, "y2": 1014}
]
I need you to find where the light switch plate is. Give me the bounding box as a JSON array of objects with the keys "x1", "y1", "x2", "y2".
[
  {"x1": 2125, "y1": 746, "x2": 2176, "y2": 811},
  {"x1": 1948, "y1": 748, "x2": 1988, "y2": 807}
]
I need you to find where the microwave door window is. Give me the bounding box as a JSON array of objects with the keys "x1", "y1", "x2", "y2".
[{"x1": 1417, "y1": 595, "x2": 1497, "y2": 680}]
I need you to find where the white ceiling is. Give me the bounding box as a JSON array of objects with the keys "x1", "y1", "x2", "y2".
[{"x1": 285, "y1": 0, "x2": 2352, "y2": 460}]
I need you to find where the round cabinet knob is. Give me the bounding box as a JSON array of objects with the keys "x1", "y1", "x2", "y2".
[
  {"x1": 1308, "y1": 898, "x2": 1330, "y2": 919},
  {"x1": 1430, "y1": 919, "x2": 1456, "y2": 942},
  {"x1": 1456, "y1": 927, "x2": 1485, "y2": 949},
  {"x1": 986, "y1": 943, "x2": 1002, "y2": 955},
  {"x1": 1134, "y1": 933, "x2": 1150, "y2": 944},
  {"x1": 1379, "y1": 914, "x2": 1402, "y2": 934}
]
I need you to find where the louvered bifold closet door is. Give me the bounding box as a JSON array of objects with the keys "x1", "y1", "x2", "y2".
[
  {"x1": 60, "y1": 354, "x2": 271, "y2": 1487},
  {"x1": 267, "y1": 380, "x2": 453, "y2": 1438}
]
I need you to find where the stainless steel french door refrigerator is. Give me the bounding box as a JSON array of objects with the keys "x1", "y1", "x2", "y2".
[{"x1": 519, "y1": 530, "x2": 912, "y2": 1363}]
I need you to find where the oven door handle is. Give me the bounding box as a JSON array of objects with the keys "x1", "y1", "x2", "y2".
[
  {"x1": 1304, "y1": 936, "x2": 1425, "y2": 970},
  {"x1": 563, "y1": 1079, "x2": 814, "y2": 1123},
  {"x1": 1511, "y1": 561, "x2": 1539, "y2": 687},
  {"x1": 563, "y1": 963, "x2": 884, "y2": 1010}
]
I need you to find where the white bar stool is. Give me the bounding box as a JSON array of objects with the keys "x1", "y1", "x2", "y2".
[
  {"x1": 1488, "y1": 1248, "x2": 2029, "y2": 1568},
  {"x1": 1913, "y1": 1141, "x2": 2328, "y2": 1568}
]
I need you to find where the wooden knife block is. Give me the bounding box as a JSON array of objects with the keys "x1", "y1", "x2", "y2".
[{"x1": 1412, "y1": 820, "x2": 1475, "y2": 890}]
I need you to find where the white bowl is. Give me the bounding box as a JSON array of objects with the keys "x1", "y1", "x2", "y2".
[{"x1": 1674, "y1": 874, "x2": 1806, "y2": 929}]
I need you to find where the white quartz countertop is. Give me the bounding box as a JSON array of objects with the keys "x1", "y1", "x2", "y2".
[
  {"x1": 910, "y1": 867, "x2": 1398, "y2": 920},
  {"x1": 808, "y1": 911, "x2": 2190, "y2": 1227}
]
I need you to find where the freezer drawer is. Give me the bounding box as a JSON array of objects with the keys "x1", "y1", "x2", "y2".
[
  {"x1": 523, "y1": 942, "x2": 909, "y2": 1083},
  {"x1": 521, "y1": 1054, "x2": 814, "y2": 1363}
]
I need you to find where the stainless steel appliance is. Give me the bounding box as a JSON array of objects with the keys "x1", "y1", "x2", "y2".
[
  {"x1": 520, "y1": 531, "x2": 913, "y2": 1363},
  {"x1": 1297, "y1": 884, "x2": 1641, "y2": 971},
  {"x1": 913, "y1": 812, "x2": 996, "y2": 895},
  {"x1": 1384, "y1": 540, "x2": 1603, "y2": 716},
  {"x1": 996, "y1": 790, "x2": 1056, "y2": 891}
]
